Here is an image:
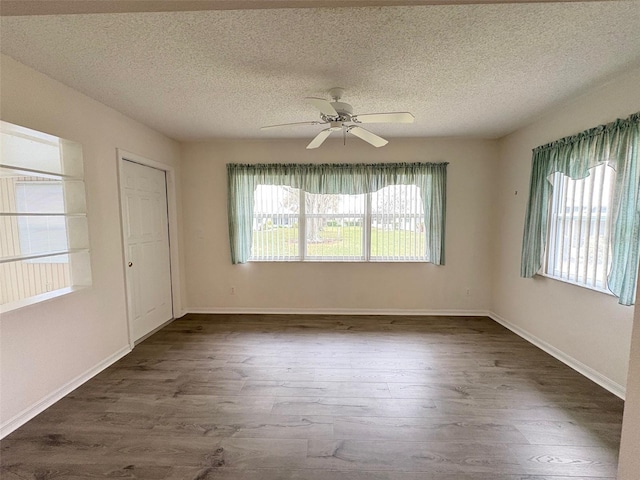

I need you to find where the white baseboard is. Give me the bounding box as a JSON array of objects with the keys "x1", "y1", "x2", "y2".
[
  {"x1": 488, "y1": 311, "x2": 626, "y2": 400},
  {"x1": 0, "y1": 345, "x2": 131, "y2": 439},
  {"x1": 186, "y1": 307, "x2": 493, "y2": 317}
]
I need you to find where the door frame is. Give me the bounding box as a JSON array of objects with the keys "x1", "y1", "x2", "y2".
[{"x1": 116, "y1": 149, "x2": 182, "y2": 349}]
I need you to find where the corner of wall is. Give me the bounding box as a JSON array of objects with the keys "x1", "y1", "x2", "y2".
[{"x1": 488, "y1": 66, "x2": 640, "y2": 392}]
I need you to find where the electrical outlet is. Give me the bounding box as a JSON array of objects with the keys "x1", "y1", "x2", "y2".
[
  {"x1": 465, "y1": 288, "x2": 471, "y2": 297},
  {"x1": 230, "y1": 286, "x2": 236, "y2": 295}
]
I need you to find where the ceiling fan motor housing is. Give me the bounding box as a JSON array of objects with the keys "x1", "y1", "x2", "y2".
[{"x1": 321, "y1": 101, "x2": 353, "y2": 123}]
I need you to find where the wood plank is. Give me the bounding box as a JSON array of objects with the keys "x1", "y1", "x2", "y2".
[
  {"x1": 271, "y1": 396, "x2": 438, "y2": 417},
  {"x1": 241, "y1": 380, "x2": 391, "y2": 398}
]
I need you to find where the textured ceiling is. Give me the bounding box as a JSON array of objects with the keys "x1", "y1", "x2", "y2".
[
  {"x1": 1, "y1": 3, "x2": 640, "y2": 141},
  {"x1": 0, "y1": 0, "x2": 587, "y2": 16}
]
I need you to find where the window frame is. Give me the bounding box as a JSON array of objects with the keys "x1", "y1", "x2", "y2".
[
  {"x1": 250, "y1": 186, "x2": 428, "y2": 263},
  {"x1": 0, "y1": 121, "x2": 92, "y2": 313},
  {"x1": 228, "y1": 162, "x2": 447, "y2": 265}
]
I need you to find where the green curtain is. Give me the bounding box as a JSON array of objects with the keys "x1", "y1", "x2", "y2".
[
  {"x1": 227, "y1": 162, "x2": 448, "y2": 265},
  {"x1": 521, "y1": 112, "x2": 640, "y2": 305}
]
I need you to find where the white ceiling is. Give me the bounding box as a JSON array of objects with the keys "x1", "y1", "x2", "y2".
[{"x1": 1, "y1": 2, "x2": 640, "y2": 141}]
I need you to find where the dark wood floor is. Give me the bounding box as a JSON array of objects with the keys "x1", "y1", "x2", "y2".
[{"x1": 1, "y1": 314, "x2": 625, "y2": 479}]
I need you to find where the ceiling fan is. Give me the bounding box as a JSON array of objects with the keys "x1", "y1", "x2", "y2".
[{"x1": 261, "y1": 87, "x2": 415, "y2": 149}]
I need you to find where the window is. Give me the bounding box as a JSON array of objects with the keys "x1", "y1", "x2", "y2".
[
  {"x1": 227, "y1": 162, "x2": 447, "y2": 264},
  {"x1": 370, "y1": 185, "x2": 426, "y2": 261},
  {"x1": 16, "y1": 182, "x2": 69, "y2": 263},
  {"x1": 544, "y1": 164, "x2": 615, "y2": 291},
  {"x1": 0, "y1": 121, "x2": 92, "y2": 311},
  {"x1": 252, "y1": 185, "x2": 301, "y2": 260},
  {"x1": 521, "y1": 111, "x2": 639, "y2": 305},
  {"x1": 303, "y1": 191, "x2": 365, "y2": 260},
  {"x1": 251, "y1": 185, "x2": 426, "y2": 261}
]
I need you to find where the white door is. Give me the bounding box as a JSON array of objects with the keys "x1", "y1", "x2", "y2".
[{"x1": 121, "y1": 160, "x2": 173, "y2": 341}]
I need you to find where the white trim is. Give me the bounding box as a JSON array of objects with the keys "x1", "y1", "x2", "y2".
[
  {"x1": 116, "y1": 149, "x2": 182, "y2": 348},
  {"x1": 0, "y1": 163, "x2": 82, "y2": 180},
  {"x1": 537, "y1": 272, "x2": 616, "y2": 297},
  {"x1": 0, "y1": 285, "x2": 89, "y2": 314},
  {"x1": 186, "y1": 307, "x2": 492, "y2": 317},
  {"x1": 488, "y1": 311, "x2": 625, "y2": 399},
  {"x1": 1, "y1": 248, "x2": 89, "y2": 264},
  {"x1": 0, "y1": 345, "x2": 131, "y2": 439}
]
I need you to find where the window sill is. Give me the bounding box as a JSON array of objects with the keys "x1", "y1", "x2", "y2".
[
  {"x1": 0, "y1": 285, "x2": 91, "y2": 315},
  {"x1": 536, "y1": 272, "x2": 615, "y2": 297},
  {"x1": 248, "y1": 259, "x2": 430, "y2": 263}
]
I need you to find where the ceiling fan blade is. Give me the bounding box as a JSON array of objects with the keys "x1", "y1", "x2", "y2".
[
  {"x1": 348, "y1": 126, "x2": 389, "y2": 148},
  {"x1": 261, "y1": 121, "x2": 322, "y2": 130},
  {"x1": 306, "y1": 128, "x2": 333, "y2": 149},
  {"x1": 352, "y1": 112, "x2": 415, "y2": 124},
  {"x1": 305, "y1": 97, "x2": 338, "y2": 116}
]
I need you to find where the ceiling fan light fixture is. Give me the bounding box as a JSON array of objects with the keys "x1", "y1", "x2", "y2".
[
  {"x1": 262, "y1": 88, "x2": 414, "y2": 149},
  {"x1": 328, "y1": 87, "x2": 345, "y2": 101}
]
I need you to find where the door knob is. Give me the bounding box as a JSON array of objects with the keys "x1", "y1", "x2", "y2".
[{"x1": 128, "y1": 262, "x2": 133, "y2": 267}]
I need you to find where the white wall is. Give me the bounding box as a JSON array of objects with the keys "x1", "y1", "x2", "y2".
[
  {"x1": 618, "y1": 264, "x2": 640, "y2": 479},
  {"x1": 181, "y1": 137, "x2": 497, "y2": 314},
  {"x1": 491, "y1": 67, "x2": 640, "y2": 391},
  {"x1": 0, "y1": 54, "x2": 183, "y2": 430}
]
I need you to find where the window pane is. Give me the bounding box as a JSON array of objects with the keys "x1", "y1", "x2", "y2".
[
  {"x1": 0, "y1": 180, "x2": 70, "y2": 263},
  {"x1": 1, "y1": 173, "x2": 62, "y2": 213},
  {"x1": 247, "y1": 182, "x2": 432, "y2": 263},
  {"x1": 305, "y1": 193, "x2": 365, "y2": 260},
  {"x1": 16, "y1": 216, "x2": 69, "y2": 260},
  {"x1": 545, "y1": 164, "x2": 614, "y2": 291},
  {"x1": 370, "y1": 185, "x2": 426, "y2": 261},
  {"x1": 251, "y1": 185, "x2": 300, "y2": 260},
  {"x1": 15, "y1": 182, "x2": 69, "y2": 263},
  {"x1": 15, "y1": 180, "x2": 65, "y2": 213}
]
